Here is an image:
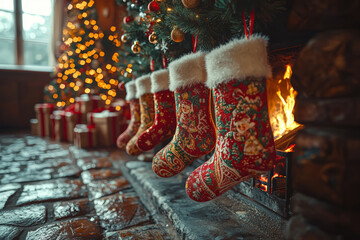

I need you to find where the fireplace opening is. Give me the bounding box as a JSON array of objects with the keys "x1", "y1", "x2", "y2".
[{"x1": 231, "y1": 47, "x2": 303, "y2": 218}]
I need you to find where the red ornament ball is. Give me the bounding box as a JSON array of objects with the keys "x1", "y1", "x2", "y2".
[
  {"x1": 148, "y1": 1, "x2": 160, "y2": 12},
  {"x1": 123, "y1": 16, "x2": 134, "y2": 24},
  {"x1": 118, "y1": 82, "x2": 126, "y2": 91}
]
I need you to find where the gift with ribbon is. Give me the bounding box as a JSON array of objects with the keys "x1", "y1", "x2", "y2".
[
  {"x1": 65, "y1": 111, "x2": 82, "y2": 142},
  {"x1": 75, "y1": 94, "x2": 104, "y2": 122},
  {"x1": 34, "y1": 103, "x2": 55, "y2": 137},
  {"x1": 30, "y1": 119, "x2": 38, "y2": 135},
  {"x1": 50, "y1": 110, "x2": 64, "y2": 140},
  {"x1": 74, "y1": 124, "x2": 97, "y2": 148},
  {"x1": 87, "y1": 110, "x2": 123, "y2": 147}
]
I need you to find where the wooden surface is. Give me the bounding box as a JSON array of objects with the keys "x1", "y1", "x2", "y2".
[{"x1": 0, "y1": 66, "x2": 51, "y2": 130}]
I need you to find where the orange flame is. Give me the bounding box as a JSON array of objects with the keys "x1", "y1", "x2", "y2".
[{"x1": 270, "y1": 65, "x2": 302, "y2": 140}]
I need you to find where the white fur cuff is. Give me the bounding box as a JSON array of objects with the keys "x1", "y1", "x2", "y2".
[
  {"x1": 169, "y1": 52, "x2": 207, "y2": 91},
  {"x1": 135, "y1": 74, "x2": 152, "y2": 98},
  {"x1": 151, "y1": 69, "x2": 170, "y2": 93},
  {"x1": 125, "y1": 81, "x2": 137, "y2": 101},
  {"x1": 205, "y1": 35, "x2": 272, "y2": 89}
]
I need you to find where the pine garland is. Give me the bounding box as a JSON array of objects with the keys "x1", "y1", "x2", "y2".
[{"x1": 115, "y1": 0, "x2": 286, "y2": 83}]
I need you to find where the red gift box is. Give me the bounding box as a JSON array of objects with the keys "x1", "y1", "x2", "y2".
[
  {"x1": 30, "y1": 119, "x2": 38, "y2": 136},
  {"x1": 75, "y1": 95, "x2": 104, "y2": 122},
  {"x1": 34, "y1": 103, "x2": 55, "y2": 137},
  {"x1": 74, "y1": 124, "x2": 97, "y2": 148},
  {"x1": 87, "y1": 110, "x2": 125, "y2": 147},
  {"x1": 65, "y1": 111, "x2": 82, "y2": 142}
]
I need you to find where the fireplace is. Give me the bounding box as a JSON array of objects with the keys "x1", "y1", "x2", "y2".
[
  {"x1": 226, "y1": 46, "x2": 303, "y2": 218},
  {"x1": 234, "y1": 150, "x2": 293, "y2": 218}
]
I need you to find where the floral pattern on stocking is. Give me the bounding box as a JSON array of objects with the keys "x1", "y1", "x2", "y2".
[
  {"x1": 137, "y1": 90, "x2": 176, "y2": 151},
  {"x1": 126, "y1": 93, "x2": 155, "y2": 156},
  {"x1": 152, "y1": 83, "x2": 216, "y2": 177},
  {"x1": 117, "y1": 99, "x2": 141, "y2": 149},
  {"x1": 186, "y1": 77, "x2": 276, "y2": 202}
]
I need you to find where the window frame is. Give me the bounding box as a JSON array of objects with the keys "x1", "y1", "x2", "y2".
[
  {"x1": 0, "y1": 0, "x2": 53, "y2": 69},
  {"x1": 14, "y1": 0, "x2": 24, "y2": 65}
]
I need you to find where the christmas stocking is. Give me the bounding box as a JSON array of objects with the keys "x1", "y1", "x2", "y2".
[
  {"x1": 152, "y1": 52, "x2": 216, "y2": 177},
  {"x1": 186, "y1": 36, "x2": 276, "y2": 202},
  {"x1": 137, "y1": 69, "x2": 176, "y2": 151},
  {"x1": 117, "y1": 81, "x2": 141, "y2": 149},
  {"x1": 126, "y1": 74, "x2": 155, "y2": 156}
]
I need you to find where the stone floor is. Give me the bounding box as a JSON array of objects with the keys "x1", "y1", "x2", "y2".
[{"x1": 0, "y1": 133, "x2": 172, "y2": 240}]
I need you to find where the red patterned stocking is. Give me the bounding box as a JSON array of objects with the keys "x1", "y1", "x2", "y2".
[
  {"x1": 152, "y1": 52, "x2": 216, "y2": 177},
  {"x1": 126, "y1": 74, "x2": 155, "y2": 156},
  {"x1": 186, "y1": 36, "x2": 276, "y2": 202},
  {"x1": 137, "y1": 69, "x2": 176, "y2": 152},
  {"x1": 117, "y1": 81, "x2": 141, "y2": 149}
]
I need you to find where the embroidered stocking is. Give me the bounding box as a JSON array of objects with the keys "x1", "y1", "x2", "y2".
[
  {"x1": 117, "y1": 81, "x2": 141, "y2": 149},
  {"x1": 137, "y1": 69, "x2": 176, "y2": 152},
  {"x1": 126, "y1": 74, "x2": 155, "y2": 156},
  {"x1": 186, "y1": 36, "x2": 276, "y2": 202},
  {"x1": 152, "y1": 52, "x2": 216, "y2": 177}
]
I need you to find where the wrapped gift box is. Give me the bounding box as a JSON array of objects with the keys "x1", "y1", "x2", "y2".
[
  {"x1": 75, "y1": 95, "x2": 104, "y2": 122},
  {"x1": 74, "y1": 124, "x2": 97, "y2": 148},
  {"x1": 65, "y1": 111, "x2": 82, "y2": 142},
  {"x1": 50, "y1": 110, "x2": 83, "y2": 142},
  {"x1": 50, "y1": 110, "x2": 64, "y2": 140},
  {"x1": 34, "y1": 103, "x2": 55, "y2": 137},
  {"x1": 30, "y1": 119, "x2": 38, "y2": 135},
  {"x1": 87, "y1": 110, "x2": 125, "y2": 147}
]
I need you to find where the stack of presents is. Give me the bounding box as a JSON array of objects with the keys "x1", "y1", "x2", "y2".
[{"x1": 30, "y1": 95, "x2": 129, "y2": 148}]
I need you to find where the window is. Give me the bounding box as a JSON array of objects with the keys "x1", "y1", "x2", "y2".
[{"x1": 0, "y1": 0, "x2": 53, "y2": 66}]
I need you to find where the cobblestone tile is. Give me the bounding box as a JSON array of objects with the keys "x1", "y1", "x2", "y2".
[
  {"x1": 87, "y1": 178, "x2": 131, "y2": 200},
  {"x1": 39, "y1": 149, "x2": 71, "y2": 161},
  {"x1": 1, "y1": 171, "x2": 53, "y2": 184},
  {"x1": 0, "y1": 154, "x2": 16, "y2": 162},
  {"x1": 26, "y1": 217, "x2": 102, "y2": 240},
  {"x1": 81, "y1": 169, "x2": 123, "y2": 184},
  {"x1": 53, "y1": 199, "x2": 91, "y2": 220},
  {"x1": 0, "y1": 204, "x2": 46, "y2": 226},
  {"x1": 0, "y1": 161, "x2": 22, "y2": 174},
  {"x1": 70, "y1": 146, "x2": 110, "y2": 159},
  {"x1": 17, "y1": 179, "x2": 88, "y2": 205},
  {"x1": 0, "y1": 225, "x2": 22, "y2": 240},
  {"x1": 105, "y1": 224, "x2": 172, "y2": 240},
  {"x1": 0, "y1": 183, "x2": 21, "y2": 192},
  {"x1": 1, "y1": 142, "x2": 26, "y2": 155},
  {"x1": 94, "y1": 192, "x2": 152, "y2": 231},
  {"x1": 77, "y1": 157, "x2": 112, "y2": 171},
  {"x1": 0, "y1": 190, "x2": 17, "y2": 209},
  {"x1": 0, "y1": 184, "x2": 21, "y2": 209},
  {"x1": 54, "y1": 164, "x2": 82, "y2": 178}
]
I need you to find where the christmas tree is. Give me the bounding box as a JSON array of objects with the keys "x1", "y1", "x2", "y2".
[
  {"x1": 44, "y1": 0, "x2": 122, "y2": 107},
  {"x1": 115, "y1": 0, "x2": 285, "y2": 83}
]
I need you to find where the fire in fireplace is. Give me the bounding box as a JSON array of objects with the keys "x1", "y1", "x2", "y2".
[{"x1": 234, "y1": 57, "x2": 303, "y2": 218}]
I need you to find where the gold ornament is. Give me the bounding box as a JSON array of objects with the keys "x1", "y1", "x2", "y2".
[
  {"x1": 148, "y1": 32, "x2": 158, "y2": 44},
  {"x1": 131, "y1": 41, "x2": 141, "y2": 53},
  {"x1": 121, "y1": 34, "x2": 129, "y2": 43},
  {"x1": 182, "y1": 0, "x2": 200, "y2": 9},
  {"x1": 171, "y1": 26, "x2": 185, "y2": 43}
]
